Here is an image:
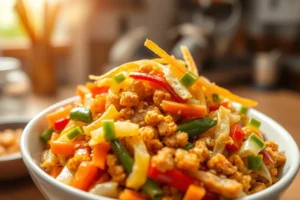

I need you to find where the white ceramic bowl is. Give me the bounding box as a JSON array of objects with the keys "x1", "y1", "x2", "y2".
[
  {"x1": 0, "y1": 118, "x2": 29, "y2": 180},
  {"x1": 20, "y1": 97, "x2": 299, "y2": 200}
]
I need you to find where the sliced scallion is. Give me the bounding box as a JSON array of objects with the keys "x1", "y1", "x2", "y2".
[
  {"x1": 239, "y1": 133, "x2": 266, "y2": 157},
  {"x1": 113, "y1": 72, "x2": 126, "y2": 83},
  {"x1": 41, "y1": 127, "x2": 54, "y2": 142},
  {"x1": 102, "y1": 120, "x2": 116, "y2": 141},
  {"x1": 239, "y1": 106, "x2": 248, "y2": 115},
  {"x1": 179, "y1": 71, "x2": 198, "y2": 88},
  {"x1": 66, "y1": 126, "x2": 83, "y2": 140},
  {"x1": 247, "y1": 118, "x2": 261, "y2": 130}
]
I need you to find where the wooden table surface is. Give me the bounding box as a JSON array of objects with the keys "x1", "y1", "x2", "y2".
[{"x1": 0, "y1": 86, "x2": 299, "y2": 200}]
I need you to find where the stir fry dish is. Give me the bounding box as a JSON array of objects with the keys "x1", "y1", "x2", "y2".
[{"x1": 40, "y1": 39, "x2": 286, "y2": 200}]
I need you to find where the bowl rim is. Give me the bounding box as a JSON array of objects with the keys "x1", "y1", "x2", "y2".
[
  {"x1": 20, "y1": 96, "x2": 300, "y2": 200},
  {"x1": 0, "y1": 118, "x2": 30, "y2": 162}
]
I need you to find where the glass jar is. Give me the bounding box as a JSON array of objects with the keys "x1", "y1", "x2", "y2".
[{"x1": 0, "y1": 57, "x2": 30, "y2": 117}]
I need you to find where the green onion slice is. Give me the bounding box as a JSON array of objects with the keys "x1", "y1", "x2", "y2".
[
  {"x1": 113, "y1": 72, "x2": 127, "y2": 83},
  {"x1": 66, "y1": 126, "x2": 83, "y2": 140},
  {"x1": 180, "y1": 71, "x2": 198, "y2": 88},
  {"x1": 41, "y1": 127, "x2": 54, "y2": 142},
  {"x1": 102, "y1": 120, "x2": 116, "y2": 141}
]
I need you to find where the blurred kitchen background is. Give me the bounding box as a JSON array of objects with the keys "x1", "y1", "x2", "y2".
[{"x1": 1, "y1": 0, "x2": 300, "y2": 118}]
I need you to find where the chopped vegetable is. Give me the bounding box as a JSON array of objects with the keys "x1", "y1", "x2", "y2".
[
  {"x1": 41, "y1": 127, "x2": 54, "y2": 142},
  {"x1": 213, "y1": 106, "x2": 231, "y2": 154},
  {"x1": 77, "y1": 85, "x2": 90, "y2": 100},
  {"x1": 144, "y1": 39, "x2": 257, "y2": 107},
  {"x1": 70, "y1": 107, "x2": 92, "y2": 123},
  {"x1": 71, "y1": 162, "x2": 99, "y2": 191},
  {"x1": 212, "y1": 93, "x2": 220, "y2": 103},
  {"x1": 41, "y1": 149, "x2": 58, "y2": 168},
  {"x1": 163, "y1": 67, "x2": 192, "y2": 99},
  {"x1": 182, "y1": 142, "x2": 194, "y2": 150},
  {"x1": 180, "y1": 71, "x2": 198, "y2": 88},
  {"x1": 102, "y1": 120, "x2": 116, "y2": 141},
  {"x1": 140, "y1": 179, "x2": 164, "y2": 200},
  {"x1": 83, "y1": 104, "x2": 119, "y2": 135},
  {"x1": 92, "y1": 95, "x2": 106, "y2": 113},
  {"x1": 126, "y1": 137, "x2": 150, "y2": 190},
  {"x1": 89, "y1": 181, "x2": 119, "y2": 198},
  {"x1": 111, "y1": 139, "x2": 134, "y2": 173},
  {"x1": 66, "y1": 126, "x2": 83, "y2": 140},
  {"x1": 129, "y1": 72, "x2": 185, "y2": 103},
  {"x1": 119, "y1": 189, "x2": 148, "y2": 200},
  {"x1": 86, "y1": 82, "x2": 109, "y2": 98},
  {"x1": 47, "y1": 105, "x2": 72, "y2": 127},
  {"x1": 113, "y1": 72, "x2": 127, "y2": 83},
  {"x1": 256, "y1": 162, "x2": 272, "y2": 184},
  {"x1": 260, "y1": 149, "x2": 275, "y2": 164},
  {"x1": 226, "y1": 124, "x2": 245, "y2": 151},
  {"x1": 50, "y1": 141, "x2": 84, "y2": 156},
  {"x1": 180, "y1": 45, "x2": 199, "y2": 76},
  {"x1": 53, "y1": 118, "x2": 70, "y2": 132},
  {"x1": 148, "y1": 163, "x2": 196, "y2": 191},
  {"x1": 248, "y1": 155, "x2": 263, "y2": 170},
  {"x1": 50, "y1": 166, "x2": 63, "y2": 178},
  {"x1": 246, "y1": 118, "x2": 261, "y2": 131},
  {"x1": 161, "y1": 100, "x2": 206, "y2": 118},
  {"x1": 177, "y1": 118, "x2": 217, "y2": 137},
  {"x1": 89, "y1": 121, "x2": 139, "y2": 146},
  {"x1": 239, "y1": 106, "x2": 248, "y2": 115},
  {"x1": 183, "y1": 185, "x2": 206, "y2": 200},
  {"x1": 92, "y1": 142, "x2": 111, "y2": 170},
  {"x1": 239, "y1": 133, "x2": 266, "y2": 157},
  {"x1": 56, "y1": 165, "x2": 74, "y2": 185}
]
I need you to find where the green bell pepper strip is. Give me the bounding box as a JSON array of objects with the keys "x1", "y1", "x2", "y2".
[
  {"x1": 66, "y1": 126, "x2": 83, "y2": 140},
  {"x1": 180, "y1": 71, "x2": 198, "y2": 88},
  {"x1": 102, "y1": 120, "x2": 116, "y2": 141},
  {"x1": 113, "y1": 72, "x2": 126, "y2": 83},
  {"x1": 41, "y1": 127, "x2": 54, "y2": 142},
  {"x1": 110, "y1": 139, "x2": 163, "y2": 199},
  {"x1": 248, "y1": 155, "x2": 263, "y2": 170},
  {"x1": 177, "y1": 118, "x2": 217, "y2": 137},
  {"x1": 70, "y1": 107, "x2": 92, "y2": 123},
  {"x1": 182, "y1": 142, "x2": 194, "y2": 150}
]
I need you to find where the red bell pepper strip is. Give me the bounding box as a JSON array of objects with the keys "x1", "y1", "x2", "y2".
[
  {"x1": 226, "y1": 123, "x2": 245, "y2": 151},
  {"x1": 129, "y1": 72, "x2": 185, "y2": 103},
  {"x1": 260, "y1": 149, "x2": 275, "y2": 164},
  {"x1": 209, "y1": 101, "x2": 229, "y2": 112},
  {"x1": 161, "y1": 100, "x2": 206, "y2": 118},
  {"x1": 148, "y1": 164, "x2": 195, "y2": 191},
  {"x1": 53, "y1": 118, "x2": 70, "y2": 131}
]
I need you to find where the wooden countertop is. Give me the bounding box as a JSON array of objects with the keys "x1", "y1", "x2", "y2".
[{"x1": 0, "y1": 86, "x2": 299, "y2": 200}]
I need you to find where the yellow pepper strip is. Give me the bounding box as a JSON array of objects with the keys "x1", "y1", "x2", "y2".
[
  {"x1": 144, "y1": 39, "x2": 257, "y2": 107},
  {"x1": 89, "y1": 62, "x2": 139, "y2": 81},
  {"x1": 110, "y1": 78, "x2": 133, "y2": 94},
  {"x1": 89, "y1": 121, "x2": 139, "y2": 146},
  {"x1": 95, "y1": 78, "x2": 113, "y2": 87},
  {"x1": 126, "y1": 137, "x2": 150, "y2": 190},
  {"x1": 180, "y1": 45, "x2": 199, "y2": 76},
  {"x1": 83, "y1": 104, "x2": 119, "y2": 136}
]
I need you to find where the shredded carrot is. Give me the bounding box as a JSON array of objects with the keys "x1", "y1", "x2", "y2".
[
  {"x1": 183, "y1": 185, "x2": 206, "y2": 200},
  {"x1": 46, "y1": 105, "x2": 73, "y2": 127},
  {"x1": 92, "y1": 142, "x2": 110, "y2": 170},
  {"x1": 144, "y1": 39, "x2": 257, "y2": 107},
  {"x1": 50, "y1": 141, "x2": 84, "y2": 156},
  {"x1": 161, "y1": 100, "x2": 206, "y2": 118},
  {"x1": 76, "y1": 85, "x2": 90, "y2": 101},
  {"x1": 119, "y1": 189, "x2": 149, "y2": 200},
  {"x1": 71, "y1": 162, "x2": 99, "y2": 191},
  {"x1": 180, "y1": 45, "x2": 199, "y2": 76},
  {"x1": 50, "y1": 166, "x2": 63, "y2": 178}
]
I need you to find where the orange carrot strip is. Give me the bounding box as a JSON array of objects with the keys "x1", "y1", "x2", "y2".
[
  {"x1": 47, "y1": 105, "x2": 72, "y2": 127},
  {"x1": 92, "y1": 142, "x2": 110, "y2": 170},
  {"x1": 77, "y1": 85, "x2": 90, "y2": 100},
  {"x1": 119, "y1": 189, "x2": 149, "y2": 200},
  {"x1": 50, "y1": 166, "x2": 63, "y2": 178},
  {"x1": 183, "y1": 185, "x2": 206, "y2": 200},
  {"x1": 161, "y1": 100, "x2": 206, "y2": 118},
  {"x1": 92, "y1": 95, "x2": 106, "y2": 113},
  {"x1": 50, "y1": 141, "x2": 84, "y2": 156},
  {"x1": 71, "y1": 162, "x2": 99, "y2": 191}
]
